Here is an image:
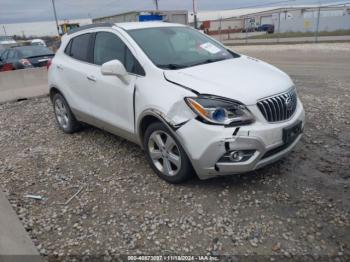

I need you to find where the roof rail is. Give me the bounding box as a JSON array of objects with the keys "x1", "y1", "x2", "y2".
[{"x1": 67, "y1": 23, "x2": 114, "y2": 35}]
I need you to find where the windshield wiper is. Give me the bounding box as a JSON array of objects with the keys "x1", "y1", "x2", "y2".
[
  {"x1": 190, "y1": 58, "x2": 228, "y2": 67},
  {"x1": 157, "y1": 63, "x2": 187, "y2": 70}
]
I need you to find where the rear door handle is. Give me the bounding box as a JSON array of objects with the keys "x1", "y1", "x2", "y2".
[{"x1": 87, "y1": 75, "x2": 97, "y2": 82}]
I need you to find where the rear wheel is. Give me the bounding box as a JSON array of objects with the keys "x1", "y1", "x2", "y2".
[
  {"x1": 52, "y1": 93, "x2": 81, "y2": 133},
  {"x1": 144, "y1": 122, "x2": 193, "y2": 183}
]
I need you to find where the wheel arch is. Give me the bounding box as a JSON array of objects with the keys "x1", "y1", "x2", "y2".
[
  {"x1": 137, "y1": 109, "x2": 194, "y2": 163},
  {"x1": 138, "y1": 110, "x2": 197, "y2": 182},
  {"x1": 49, "y1": 86, "x2": 63, "y2": 102},
  {"x1": 138, "y1": 110, "x2": 167, "y2": 148}
]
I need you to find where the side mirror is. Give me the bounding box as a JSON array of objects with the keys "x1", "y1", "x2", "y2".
[{"x1": 101, "y1": 59, "x2": 130, "y2": 83}]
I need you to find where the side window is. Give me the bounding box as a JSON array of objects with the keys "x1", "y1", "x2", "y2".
[
  {"x1": 93, "y1": 32, "x2": 125, "y2": 66},
  {"x1": 64, "y1": 40, "x2": 72, "y2": 55},
  {"x1": 93, "y1": 32, "x2": 145, "y2": 75},
  {"x1": 7, "y1": 50, "x2": 15, "y2": 59},
  {"x1": 125, "y1": 48, "x2": 145, "y2": 76},
  {"x1": 0, "y1": 50, "x2": 8, "y2": 60},
  {"x1": 70, "y1": 33, "x2": 91, "y2": 62}
]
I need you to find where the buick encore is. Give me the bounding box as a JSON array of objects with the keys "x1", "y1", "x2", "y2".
[{"x1": 48, "y1": 22, "x2": 305, "y2": 183}]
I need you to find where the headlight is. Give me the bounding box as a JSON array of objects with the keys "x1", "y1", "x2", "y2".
[{"x1": 185, "y1": 96, "x2": 254, "y2": 126}]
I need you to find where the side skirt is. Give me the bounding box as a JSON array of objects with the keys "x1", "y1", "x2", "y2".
[{"x1": 71, "y1": 107, "x2": 140, "y2": 146}]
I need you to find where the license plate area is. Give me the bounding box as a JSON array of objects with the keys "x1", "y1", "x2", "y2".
[{"x1": 283, "y1": 121, "x2": 302, "y2": 146}]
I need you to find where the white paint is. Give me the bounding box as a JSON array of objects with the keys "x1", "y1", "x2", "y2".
[
  {"x1": 48, "y1": 22, "x2": 305, "y2": 180},
  {"x1": 278, "y1": 15, "x2": 350, "y2": 32},
  {"x1": 260, "y1": 16, "x2": 273, "y2": 25}
]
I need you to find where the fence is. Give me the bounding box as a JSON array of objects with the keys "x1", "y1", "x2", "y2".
[{"x1": 194, "y1": 3, "x2": 350, "y2": 44}]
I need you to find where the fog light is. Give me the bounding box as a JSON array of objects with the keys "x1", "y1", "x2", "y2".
[
  {"x1": 217, "y1": 150, "x2": 256, "y2": 163},
  {"x1": 229, "y1": 151, "x2": 244, "y2": 162}
]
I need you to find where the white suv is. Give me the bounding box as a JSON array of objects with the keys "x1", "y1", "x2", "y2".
[{"x1": 48, "y1": 22, "x2": 305, "y2": 183}]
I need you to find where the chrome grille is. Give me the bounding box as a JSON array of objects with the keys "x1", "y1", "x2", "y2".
[{"x1": 257, "y1": 88, "x2": 297, "y2": 122}]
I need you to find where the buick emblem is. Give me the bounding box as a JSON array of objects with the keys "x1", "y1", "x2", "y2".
[{"x1": 285, "y1": 96, "x2": 293, "y2": 111}]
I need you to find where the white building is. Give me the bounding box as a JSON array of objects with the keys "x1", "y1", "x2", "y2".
[
  {"x1": 190, "y1": 3, "x2": 350, "y2": 34},
  {"x1": 93, "y1": 10, "x2": 188, "y2": 25}
]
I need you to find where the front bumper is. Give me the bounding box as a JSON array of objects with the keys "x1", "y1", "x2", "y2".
[{"x1": 176, "y1": 98, "x2": 305, "y2": 180}]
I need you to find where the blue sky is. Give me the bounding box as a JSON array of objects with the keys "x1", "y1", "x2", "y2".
[{"x1": 0, "y1": 0, "x2": 345, "y2": 23}]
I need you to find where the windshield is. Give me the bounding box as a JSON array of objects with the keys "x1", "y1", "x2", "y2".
[
  {"x1": 128, "y1": 26, "x2": 239, "y2": 69},
  {"x1": 17, "y1": 46, "x2": 53, "y2": 57}
]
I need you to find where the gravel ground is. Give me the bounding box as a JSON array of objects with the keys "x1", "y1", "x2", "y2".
[{"x1": 0, "y1": 44, "x2": 349, "y2": 261}]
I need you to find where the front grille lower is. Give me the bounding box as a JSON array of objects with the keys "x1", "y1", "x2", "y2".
[{"x1": 257, "y1": 88, "x2": 297, "y2": 122}]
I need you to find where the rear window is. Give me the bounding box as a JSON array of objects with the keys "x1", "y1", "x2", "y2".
[
  {"x1": 69, "y1": 33, "x2": 91, "y2": 62},
  {"x1": 17, "y1": 46, "x2": 53, "y2": 58}
]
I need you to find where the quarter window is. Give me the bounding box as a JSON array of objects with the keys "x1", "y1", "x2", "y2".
[{"x1": 64, "y1": 40, "x2": 72, "y2": 56}]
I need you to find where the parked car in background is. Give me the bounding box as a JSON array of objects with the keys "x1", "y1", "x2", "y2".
[
  {"x1": 31, "y1": 39, "x2": 47, "y2": 47},
  {"x1": 257, "y1": 24, "x2": 275, "y2": 34},
  {"x1": 0, "y1": 45, "x2": 54, "y2": 71},
  {"x1": 48, "y1": 22, "x2": 304, "y2": 183},
  {"x1": 0, "y1": 36, "x2": 17, "y2": 45}
]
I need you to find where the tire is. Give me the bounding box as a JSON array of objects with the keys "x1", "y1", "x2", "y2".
[
  {"x1": 52, "y1": 93, "x2": 81, "y2": 133},
  {"x1": 144, "y1": 122, "x2": 194, "y2": 184}
]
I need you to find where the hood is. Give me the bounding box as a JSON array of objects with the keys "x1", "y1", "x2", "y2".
[{"x1": 164, "y1": 55, "x2": 294, "y2": 105}]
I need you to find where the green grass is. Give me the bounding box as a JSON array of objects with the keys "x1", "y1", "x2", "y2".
[{"x1": 248, "y1": 30, "x2": 350, "y2": 39}]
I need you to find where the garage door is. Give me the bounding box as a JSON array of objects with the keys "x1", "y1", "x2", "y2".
[
  {"x1": 171, "y1": 14, "x2": 187, "y2": 25},
  {"x1": 261, "y1": 16, "x2": 272, "y2": 25}
]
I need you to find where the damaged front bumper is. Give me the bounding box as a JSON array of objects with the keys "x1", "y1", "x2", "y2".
[{"x1": 174, "y1": 99, "x2": 305, "y2": 180}]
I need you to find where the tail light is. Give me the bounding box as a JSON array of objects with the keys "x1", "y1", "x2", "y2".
[
  {"x1": 46, "y1": 58, "x2": 52, "y2": 70},
  {"x1": 0, "y1": 63, "x2": 14, "y2": 72},
  {"x1": 19, "y1": 59, "x2": 32, "y2": 67}
]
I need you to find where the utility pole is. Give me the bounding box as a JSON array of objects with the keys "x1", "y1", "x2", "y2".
[
  {"x1": 193, "y1": 0, "x2": 198, "y2": 29},
  {"x1": 314, "y1": 6, "x2": 321, "y2": 43},
  {"x1": 277, "y1": 10, "x2": 281, "y2": 43},
  {"x1": 51, "y1": 0, "x2": 60, "y2": 36},
  {"x1": 2, "y1": 25, "x2": 7, "y2": 37},
  {"x1": 154, "y1": 0, "x2": 159, "y2": 11}
]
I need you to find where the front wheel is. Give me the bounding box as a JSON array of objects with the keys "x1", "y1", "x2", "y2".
[{"x1": 144, "y1": 122, "x2": 194, "y2": 183}]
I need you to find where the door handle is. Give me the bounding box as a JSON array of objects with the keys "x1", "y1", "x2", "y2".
[
  {"x1": 56, "y1": 64, "x2": 63, "y2": 70},
  {"x1": 87, "y1": 75, "x2": 97, "y2": 82}
]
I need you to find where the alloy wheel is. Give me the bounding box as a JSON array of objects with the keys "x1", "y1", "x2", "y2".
[
  {"x1": 54, "y1": 98, "x2": 69, "y2": 129},
  {"x1": 148, "y1": 130, "x2": 182, "y2": 176}
]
